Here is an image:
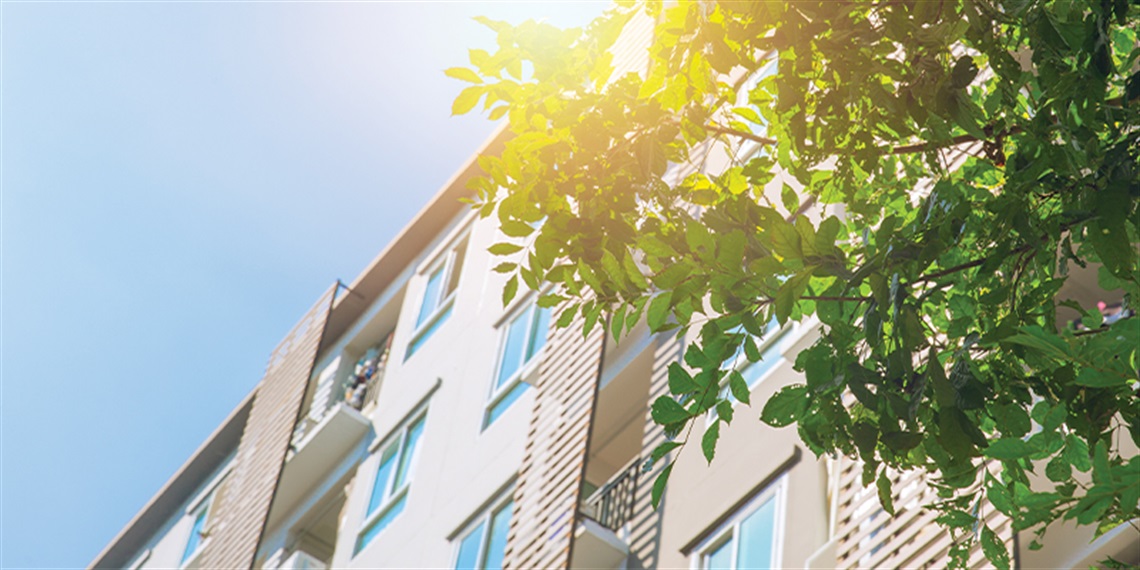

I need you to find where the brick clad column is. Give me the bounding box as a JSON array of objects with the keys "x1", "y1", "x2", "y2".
[{"x1": 197, "y1": 285, "x2": 337, "y2": 570}]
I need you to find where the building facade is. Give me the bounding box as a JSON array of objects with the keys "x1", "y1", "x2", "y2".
[{"x1": 89, "y1": 13, "x2": 1138, "y2": 570}]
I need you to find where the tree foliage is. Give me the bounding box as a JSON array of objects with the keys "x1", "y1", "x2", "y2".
[{"x1": 450, "y1": 2, "x2": 1140, "y2": 566}]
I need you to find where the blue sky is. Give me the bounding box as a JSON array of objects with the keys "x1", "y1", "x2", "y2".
[{"x1": 1, "y1": 2, "x2": 605, "y2": 567}]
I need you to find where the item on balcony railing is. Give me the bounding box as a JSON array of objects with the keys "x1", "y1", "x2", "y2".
[
  {"x1": 345, "y1": 334, "x2": 393, "y2": 411},
  {"x1": 581, "y1": 459, "x2": 640, "y2": 532},
  {"x1": 1072, "y1": 301, "x2": 1133, "y2": 331}
]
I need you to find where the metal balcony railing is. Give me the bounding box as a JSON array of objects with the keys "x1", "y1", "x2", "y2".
[{"x1": 581, "y1": 458, "x2": 640, "y2": 532}]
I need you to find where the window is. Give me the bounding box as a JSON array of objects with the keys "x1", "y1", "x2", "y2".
[
  {"x1": 484, "y1": 299, "x2": 551, "y2": 428},
  {"x1": 453, "y1": 496, "x2": 514, "y2": 570},
  {"x1": 697, "y1": 477, "x2": 785, "y2": 570},
  {"x1": 356, "y1": 412, "x2": 427, "y2": 553},
  {"x1": 407, "y1": 235, "x2": 469, "y2": 357},
  {"x1": 181, "y1": 495, "x2": 212, "y2": 564},
  {"x1": 176, "y1": 458, "x2": 233, "y2": 567}
]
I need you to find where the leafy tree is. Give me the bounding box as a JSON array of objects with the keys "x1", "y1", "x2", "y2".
[{"x1": 449, "y1": 2, "x2": 1139, "y2": 567}]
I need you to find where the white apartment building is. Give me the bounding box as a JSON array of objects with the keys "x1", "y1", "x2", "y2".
[{"x1": 89, "y1": 13, "x2": 1138, "y2": 570}]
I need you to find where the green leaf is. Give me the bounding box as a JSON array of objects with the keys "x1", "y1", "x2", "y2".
[
  {"x1": 1046, "y1": 455, "x2": 1071, "y2": 482},
  {"x1": 1076, "y1": 495, "x2": 1113, "y2": 525},
  {"x1": 1064, "y1": 435, "x2": 1092, "y2": 472},
  {"x1": 502, "y1": 275, "x2": 519, "y2": 307},
  {"x1": 444, "y1": 66, "x2": 483, "y2": 84},
  {"x1": 877, "y1": 471, "x2": 895, "y2": 516},
  {"x1": 647, "y1": 293, "x2": 672, "y2": 332},
  {"x1": 1093, "y1": 440, "x2": 1111, "y2": 484},
  {"x1": 1004, "y1": 327, "x2": 1070, "y2": 361},
  {"x1": 651, "y1": 462, "x2": 674, "y2": 509},
  {"x1": 987, "y1": 481, "x2": 1015, "y2": 516},
  {"x1": 881, "y1": 431, "x2": 923, "y2": 452},
  {"x1": 600, "y1": 249, "x2": 625, "y2": 287},
  {"x1": 716, "y1": 401, "x2": 734, "y2": 423},
  {"x1": 743, "y1": 335, "x2": 761, "y2": 363},
  {"x1": 985, "y1": 438, "x2": 1035, "y2": 460},
  {"x1": 1043, "y1": 404, "x2": 1067, "y2": 432},
  {"x1": 536, "y1": 293, "x2": 565, "y2": 309},
  {"x1": 452, "y1": 85, "x2": 485, "y2": 115},
  {"x1": 583, "y1": 303, "x2": 601, "y2": 336},
  {"x1": 702, "y1": 421, "x2": 720, "y2": 463},
  {"x1": 775, "y1": 271, "x2": 811, "y2": 325},
  {"x1": 936, "y1": 509, "x2": 976, "y2": 528},
  {"x1": 728, "y1": 370, "x2": 751, "y2": 405},
  {"x1": 492, "y1": 262, "x2": 516, "y2": 273},
  {"x1": 768, "y1": 220, "x2": 802, "y2": 260},
  {"x1": 488, "y1": 105, "x2": 508, "y2": 121},
  {"x1": 1074, "y1": 368, "x2": 1128, "y2": 388},
  {"x1": 488, "y1": 242, "x2": 523, "y2": 255},
  {"x1": 980, "y1": 525, "x2": 1011, "y2": 570},
  {"x1": 649, "y1": 441, "x2": 681, "y2": 464},
  {"x1": 501, "y1": 220, "x2": 535, "y2": 238},
  {"x1": 668, "y1": 362, "x2": 699, "y2": 395},
  {"x1": 852, "y1": 421, "x2": 878, "y2": 457},
  {"x1": 761, "y1": 384, "x2": 807, "y2": 428},
  {"x1": 949, "y1": 56, "x2": 978, "y2": 89},
  {"x1": 623, "y1": 252, "x2": 650, "y2": 289},
  {"x1": 556, "y1": 305, "x2": 578, "y2": 328},
  {"x1": 639, "y1": 235, "x2": 678, "y2": 258},
  {"x1": 651, "y1": 395, "x2": 691, "y2": 425}
]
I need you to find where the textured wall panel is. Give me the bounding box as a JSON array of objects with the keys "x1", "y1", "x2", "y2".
[
  {"x1": 834, "y1": 457, "x2": 1013, "y2": 569},
  {"x1": 196, "y1": 285, "x2": 337, "y2": 570},
  {"x1": 503, "y1": 315, "x2": 605, "y2": 570}
]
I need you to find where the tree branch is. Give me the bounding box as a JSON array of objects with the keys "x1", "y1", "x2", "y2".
[
  {"x1": 705, "y1": 123, "x2": 777, "y2": 146},
  {"x1": 705, "y1": 123, "x2": 1025, "y2": 156}
]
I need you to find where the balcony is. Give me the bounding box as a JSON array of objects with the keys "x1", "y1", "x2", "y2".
[
  {"x1": 290, "y1": 334, "x2": 391, "y2": 452},
  {"x1": 572, "y1": 459, "x2": 639, "y2": 570},
  {"x1": 580, "y1": 458, "x2": 639, "y2": 532}
]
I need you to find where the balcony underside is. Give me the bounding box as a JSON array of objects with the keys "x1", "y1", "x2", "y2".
[{"x1": 570, "y1": 517, "x2": 629, "y2": 570}]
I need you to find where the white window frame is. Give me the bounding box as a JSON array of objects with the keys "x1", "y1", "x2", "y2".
[
  {"x1": 450, "y1": 491, "x2": 515, "y2": 570},
  {"x1": 484, "y1": 296, "x2": 550, "y2": 428},
  {"x1": 693, "y1": 475, "x2": 787, "y2": 570},
  {"x1": 407, "y1": 227, "x2": 472, "y2": 358},
  {"x1": 356, "y1": 408, "x2": 428, "y2": 553}
]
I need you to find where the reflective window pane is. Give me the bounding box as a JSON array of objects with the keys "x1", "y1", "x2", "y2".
[
  {"x1": 356, "y1": 493, "x2": 406, "y2": 553},
  {"x1": 446, "y1": 239, "x2": 468, "y2": 296},
  {"x1": 738, "y1": 497, "x2": 776, "y2": 569},
  {"x1": 394, "y1": 416, "x2": 425, "y2": 490},
  {"x1": 367, "y1": 445, "x2": 399, "y2": 515},
  {"x1": 525, "y1": 306, "x2": 551, "y2": 361},
  {"x1": 417, "y1": 267, "x2": 445, "y2": 327},
  {"x1": 182, "y1": 507, "x2": 208, "y2": 562},
  {"x1": 454, "y1": 521, "x2": 486, "y2": 570},
  {"x1": 485, "y1": 382, "x2": 528, "y2": 427},
  {"x1": 704, "y1": 538, "x2": 733, "y2": 570},
  {"x1": 496, "y1": 310, "x2": 531, "y2": 388},
  {"x1": 408, "y1": 303, "x2": 452, "y2": 357},
  {"x1": 483, "y1": 501, "x2": 514, "y2": 570}
]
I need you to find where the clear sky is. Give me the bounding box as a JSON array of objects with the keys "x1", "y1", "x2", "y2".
[{"x1": 0, "y1": 2, "x2": 606, "y2": 567}]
